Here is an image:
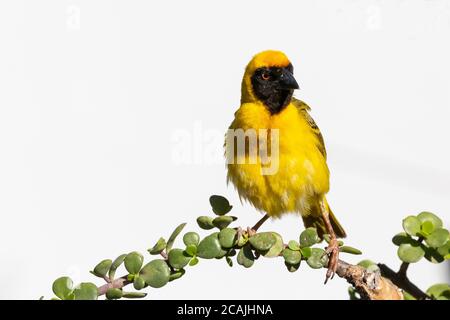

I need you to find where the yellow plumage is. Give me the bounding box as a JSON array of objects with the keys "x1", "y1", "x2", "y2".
[{"x1": 226, "y1": 50, "x2": 345, "y2": 238}]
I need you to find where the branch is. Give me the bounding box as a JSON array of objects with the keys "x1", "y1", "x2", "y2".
[
  {"x1": 336, "y1": 260, "x2": 403, "y2": 300},
  {"x1": 378, "y1": 263, "x2": 429, "y2": 300},
  {"x1": 95, "y1": 260, "x2": 404, "y2": 300},
  {"x1": 94, "y1": 223, "x2": 405, "y2": 300},
  {"x1": 50, "y1": 196, "x2": 448, "y2": 301}
]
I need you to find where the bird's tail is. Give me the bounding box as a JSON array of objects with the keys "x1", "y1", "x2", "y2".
[{"x1": 302, "y1": 200, "x2": 346, "y2": 239}]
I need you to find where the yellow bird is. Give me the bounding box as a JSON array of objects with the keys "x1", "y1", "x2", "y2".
[{"x1": 225, "y1": 50, "x2": 346, "y2": 281}]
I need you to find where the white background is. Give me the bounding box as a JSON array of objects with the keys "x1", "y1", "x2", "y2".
[{"x1": 0, "y1": 0, "x2": 449, "y2": 300}]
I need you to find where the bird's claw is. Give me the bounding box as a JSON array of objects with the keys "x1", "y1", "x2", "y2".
[
  {"x1": 247, "y1": 227, "x2": 257, "y2": 237},
  {"x1": 324, "y1": 238, "x2": 339, "y2": 284},
  {"x1": 236, "y1": 227, "x2": 256, "y2": 241}
]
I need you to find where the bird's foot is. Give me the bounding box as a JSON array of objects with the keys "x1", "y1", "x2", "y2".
[
  {"x1": 247, "y1": 226, "x2": 257, "y2": 237},
  {"x1": 324, "y1": 238, "x2": 340, "y2": 284},
  {"x1": 236, "y1": 227, "x2": 256, "y2": 241}
]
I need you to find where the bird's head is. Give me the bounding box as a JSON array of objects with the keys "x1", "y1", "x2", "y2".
[{"x1": 241, "y1": 50, "x2": 299, "y2": 114}]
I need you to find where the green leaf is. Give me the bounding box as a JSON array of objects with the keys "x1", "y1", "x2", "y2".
[
  {"x1": 282, "y1": 248, "x2": 302, "y2": 265},
  {"x1": 397, "y1": 242, "x2": 425, "y2": 263},
  {"x1": 185, "y1": 244, "x2": 197, "y2": 257},
  {"x1": 197, "y1": 233, "x2": 222, "y2": 259},
  {"x1": 367, "y1": 264, "x2": 380, "y2": 273},
  {"x1": 106, "y1": 288, "x2": 123, "y2": 300},
  {"x1": 288, "y1": 240, "x2": 300, "y2": 251},
  {"x1": 73, "y1": 283, "x2": 98, "y2": 300},
  {"x1": 148, "y1": 237, "x2": 167, "y2": 255},
  {"x1": 392, "y1": 232, "x2": 411, "y2": 246},
  {"x1": 348, "y1": 287, "x2": 360, "y2": 300},
  {"x1": 403, "y1": 291, "x2": 416, "y2": 300},
  {"x1": 437, "y1": 241, "x2": 450, "y2": 258},
  {"x1": 189, "y1": 257, "x2": 199, "y2": 266},
  {"x1": 133, "y1": 276, "x2": 146, "y2": 290},
  {"x1": 339, "y1": 246, "x2": 362, "y2": 255},
  {"x1": 357, "y1": 259, "x2": 377, "y2": 269},
  {"x1": 421, "y1": 220, "x2": 435, "y2": 235},
  {"x1": 417, "y1": 212, "x2": 443, "y2": 230},
  {"x1": 166, "y1": 223, "x2": 187, "y2": 252},
  {"x1": 402, "y1": 215, "x2": 422, "y2": 237},
  {"x1": 260, "y1": 232, "x2": 284, "y2": 258},
  {"x1": 109, "y1": 254, "x2": 127, "y2": 280},
  {"x1": 122, "y1": 292, "x2": 147, "y2": 299},
  {"x1": 124, "y1": 252, "x2": 144, "y2": 274},
  {"x1": 226, "y1": 256, "x2": 233, "y2": 267},
  {"x1": 169, "y1": 268, "x2": 186, "y2": 281},
  {"x1": 249, "y1": 232, "x2": 276, "y2": 251},
  {"x1": 168, "y1": 248, "x2": 191, "y2": 269},
  {"x1": 237, "y1": 233, "x2": 248, "y2": 247},
  {"x1": 140, "y1": 259, "x2": 171, "y2": 288},
  {"x1": 284, "y1": 262, "x2": 301, "y2": 272},
  {"x1": 299, "y1": 228, "x2": 320, "y2": 248},
  {"x1": 209, "y1": 195, "x2": 232, "y2": 215},
  {"x1": 52, "y1": 277, "x2": 74, "y2": 300},
  {"x1": 183, "y1": 232, "x2": 200, "y2": 247},
  {"x1": 426, "y1": 283, "x2": 450, "y2": 300},
  {"x1": 237, "y1": 244, "x2": 255, "y2": 268},
  {"x1": 306, "y1": 248, "x2": 328, "y2": 269},
  {"x1": 425, "y1": 228, "x2": 449, "y2": 249},
  {"x1": 212, "y1": 216, "x2": 237, "y2": 230},
  {"x1": 300, "y1": 247, "x2": 312, "y2": 259},
  {"x1": 214, "y1": 247, "x2": 228, "y2": 259},
  {"x1": 92, "y1": 259, "x2": 112, "y2": 278},
  {"x1": 196, "y1": 216, "x2": 215, "y2": 230},
  {"x1": 218, "y1": 228, "x2": 237, "y2": 248}
]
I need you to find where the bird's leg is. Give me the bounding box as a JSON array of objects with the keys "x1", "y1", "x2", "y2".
[
  {"x1": 320, "y1": 199, "x2": 339, "y2": 284},
  {"x1": 248, "y1": 214, "x2": 270, "y2": 236},
  {"x1": 236, "y1": 215, "x2": 269, "y2": 241}
]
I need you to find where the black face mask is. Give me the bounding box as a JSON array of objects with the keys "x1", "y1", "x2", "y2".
[{"x1": 251, "y1": 64, "x2": 299, "y2": 114}]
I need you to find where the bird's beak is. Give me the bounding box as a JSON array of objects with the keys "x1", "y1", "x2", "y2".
[{"x1": 279, "y1": 69, "x2": 299, "y2": 90}]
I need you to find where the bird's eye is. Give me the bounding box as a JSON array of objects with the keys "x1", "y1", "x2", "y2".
[{"x1": 261, "y1": 72, "x2": 270, "y2": 80}]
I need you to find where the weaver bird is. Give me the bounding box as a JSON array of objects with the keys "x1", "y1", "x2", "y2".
[{"x1": 225, "y1": 50, "x2": 346, "y2": 282}]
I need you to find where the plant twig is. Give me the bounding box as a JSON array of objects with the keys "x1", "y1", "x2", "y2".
[
  {"x1": 160, "y1": 251, "x2": 168, "y2": 260},
  {"x1": 97, "y1": 276, "x2": 130, "y2": 296},
  {"x1": 378, "y1": 263, "x2": 429, "y2": 300},
  {"x1": 398, "y1": 262, "x2": 409, "y2": 278}
]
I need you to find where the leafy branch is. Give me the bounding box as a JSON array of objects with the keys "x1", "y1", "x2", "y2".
[
  {"x1": 379, "y1": 212, "x2": 450, "y2": 300},
  {"x1": 48, "y1": 196, "x2": 449, "y2": 300}
]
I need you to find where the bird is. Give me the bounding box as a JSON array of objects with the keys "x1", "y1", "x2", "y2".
[{"x1": 225, "y1": 50, "x2": 346, "y2": 282}]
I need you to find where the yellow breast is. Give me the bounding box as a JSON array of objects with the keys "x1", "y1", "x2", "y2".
[{"x1": 226, "y1": 102, "x2": 329, "y2": 217}]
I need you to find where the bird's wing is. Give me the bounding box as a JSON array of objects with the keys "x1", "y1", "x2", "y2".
[{"x1": 291, "y1": 97, "x2": 327, "y2": 160}]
